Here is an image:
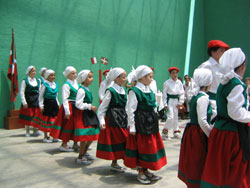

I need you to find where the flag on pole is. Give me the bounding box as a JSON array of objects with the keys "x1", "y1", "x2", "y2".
[
  {"x1": 7, "y1": 29, "x2": 19, "y2": 103},
  {"x1": 100, "y1": 57, "x2": 109, "y2": 65},
  {"x1": 91, "y1": 57, "x2": 97, "y2": 64}
]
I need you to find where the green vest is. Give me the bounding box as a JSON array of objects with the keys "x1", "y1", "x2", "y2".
[
  {"x1": 130, "y1": 87, "x2": 156, "y2": 111},
  {"x1": 80, "y1": 86, "x2": 93, "y2": 104},
  {"x1": 215, "y1": 77, "x2": 247, "y2": 131},
  {"x1": 44, "y1": 82, "x2": 58, "y2": 99},
  {"x1": 107, "y1": 87, "x2": 127, "y2": 108},
  {"x1": 189, "y1": 93, "x2": 212, "y2": 125},
  {"x1": 65, "y1": 81, "x2": 80, "y2": 100},
  {"x1": 24, "y1": 78, "x2": 40, "y2": 93}
]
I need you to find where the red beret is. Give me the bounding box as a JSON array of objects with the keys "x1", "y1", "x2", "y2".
[
  {"x1": 168, "y1": 67, "x2": 179, "y2": 73},
  {"x1": 151, "y1": 67, "x2": 155, "y2": 71},
  {"x1": 103, "y1": 69, "x2": 110, "y2": 75},
  {"x1": 208, "y1": 40, "x2": 229, "y2": 50}
]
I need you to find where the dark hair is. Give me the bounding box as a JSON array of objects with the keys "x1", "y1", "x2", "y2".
[
  {"x1": 207, "y1": 47, "x2": 220, "y2": 56},
  {"x1": 184, "y1": 75, "x2": 189, "y2": 79},
  {"x1": 234, "y1": 60, "x2": 246, "y2": 72}
]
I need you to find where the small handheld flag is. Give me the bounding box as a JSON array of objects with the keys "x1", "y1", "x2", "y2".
[
  {"x1": 100, "y1": 57, "x2": 109, "y2": 65},
  {"x1": 91, "y1": 57, "x2": 97, "y2": 64}
]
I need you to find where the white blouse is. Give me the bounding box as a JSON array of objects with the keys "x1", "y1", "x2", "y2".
[
  {"x1": 226, "y1": 75, "x2": 250, "y2": 123},
  {"x1": 20, "y1": 76, "x2": 38, "y2": 105},
  {"x1": 126, "y1": 82, "x2": 152, "y2": 133},
  {"x1": 98, "y1": 79, "x2": 114, "y2": 100},
  {"x1": 97, "y1": 83, "x2": 125, "y2": 125},
  {"x1": 162, "y1": 78, "x2": 185, "y2": 107},
  {"x1": 62, "y1": 79, "x2": 79, "y2": 115},
  {"x1": 196, "y1": 91, "x2": 216, "y2": 137},
  {"x1": 39, "y1": 81, "x2": 59, "y2": 110},
  {"x1": 75, "y1": 85, "x2": 92, "y2": 110}
]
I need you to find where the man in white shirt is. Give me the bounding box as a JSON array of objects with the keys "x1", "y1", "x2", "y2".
[{"x1": 198, "y1": 40, "x2": 229, "y2": 110}]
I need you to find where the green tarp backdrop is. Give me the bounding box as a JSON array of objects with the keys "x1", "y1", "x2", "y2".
[{"x1": 0, "y1": 0, "x2": 250, "y2": 128}]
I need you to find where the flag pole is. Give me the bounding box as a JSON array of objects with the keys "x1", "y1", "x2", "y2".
[{"x1": 12, "y1": 28, "x2": 15, "y2": 110}]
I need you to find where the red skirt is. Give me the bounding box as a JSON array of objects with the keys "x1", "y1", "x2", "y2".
[
  {"x1": 201, "y1": 127, "x2": 248, "y2": 187},
  {"x1": 50, "y1": 103, "x2": 73, "y2": 139},
  {"x1": 178, "y1": 125, "x2": 208, "y2": 188},
  {"x1": 18, "y1": 106, "x2": 40, "y2": 127},
  {"x1": 32, "y1": 110, "x2": 57, "y2": 132},
  {"x1": 124, "y1": 132, "x2": 167, "y2": 171},
  {"x1": 73, "y1": 109, "x2": 100, "y2": 142},
  {"x1": 96, "y1": 117, "x2": 128, "y2": 160}
]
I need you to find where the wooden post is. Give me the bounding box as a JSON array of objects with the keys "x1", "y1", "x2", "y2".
[{"x1": 4, "y1": 109, "x2": 24, "y2": 129}]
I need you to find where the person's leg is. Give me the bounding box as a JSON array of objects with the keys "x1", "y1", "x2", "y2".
[
  {"x1": 25, "y1": 125, "x2": 30, "y2": 137},
  {"x1": 78, "y1": 141, "x2": 86, "y2": 159},
  {"x1": 75, "y1": 141, "x2": 92, "y2": 165},
  {"x1": 136, "y1": 167, "x2": 151, "y2": 184},
  {"x1": 162, "y1": 106, "x2": 174, "y2": 140},
  {"x1": 173, "y1": 106, "x2": 181, "y2": 138},
  {"x1": 143, "y1": 168, "x2": 161, "y2": 181},
  {"x1": 43, "y1": 131, "x2": 52, "y2": 143}
]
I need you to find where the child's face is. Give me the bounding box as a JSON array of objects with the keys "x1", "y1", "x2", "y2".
[
  {"x1": 132, "y1": 80, "x2": 137, "y2": 87},
  {"x1": 170, "y1": 70, "x2": 178, "y2": 81},
  {"x1": 140, "y1": 72, "x2": 153, "y2": 86},
  {"x1": 84, "y1": 72, "x2": 93, "y2": 86},
  {"x1": 29, "y1": 68, "x2": 36, "y2": 78},
  {"x1": 48, "y1": 73, "x2": 56, "y2": 82},
  {"x1": 67, "y1": 70, "x2": 77, "y2": 81},
  {"x1": 115, "y1": 72, "x2": 127, "y2": 86}
]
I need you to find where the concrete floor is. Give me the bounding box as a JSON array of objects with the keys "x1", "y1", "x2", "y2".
[{"x1": 0, "y1": 120, "x2": 188, "y2": 188}]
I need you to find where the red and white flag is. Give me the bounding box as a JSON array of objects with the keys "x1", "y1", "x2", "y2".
[
  {"x1": 100, "y1": 57, "x2": 109, "y2": 65},
  {"x1": 91, "y1": 57, "x2": 97, "y2": 64},
  {"x1": 7, "y1": 29, "x2": 19, "y2": 103}
]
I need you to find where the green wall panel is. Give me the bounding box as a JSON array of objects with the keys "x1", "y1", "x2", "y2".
[{"x1": 0, "y1": 0, "x2": 190, "y2": 128}]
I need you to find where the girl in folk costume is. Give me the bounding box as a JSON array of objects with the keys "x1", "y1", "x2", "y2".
[
  {"x1": 201, "y1": 48, "x2": 250, "y2": 187},
  {"x1": 162, "y1": 67, "x2": 185, "y2": 140},
  {"x1": 19, "y1": 66, "x2": 41, "y2": 137},
  {"x1": 178, "y1": 68, "x2": 216, "y2": 188},
  {"x1": 34, "y1": 69, "x2": 60, "y2": 143},
  {"x1": 96, "y1": 68, "x2": 128, "y2": 172},
  {"x1": 39, "y1": 67, "x2": 47, "y2": 85},
  {"x1": 124, "y1": 65, "x2": 167, "y2": 184},
  {"x1": 50, "y1": 66, "x2": 79, "y2": 152},
  {"x1": 74, "y1": 70, "x2": 100, "y2": 165}
]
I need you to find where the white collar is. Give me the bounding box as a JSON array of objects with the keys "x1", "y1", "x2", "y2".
[
  {"x1": 81, "y1": 84, "x2": 89, "y2": 91},
  {"x1": 208, "y1": 57, "x2": 219, "y2": 65},
  {"x1": 66, "y1": 79, "x2": 77, "y2": 85},
  {"x1": 28, "y1": 76, "x2": 35, "y2": 81},
  {"x1": 112, "y1": 83, "x2": 124, "y2": 93},
  {"x1": 45, "y1": 80, "x2": 55, "y2": 85},
  {"x1": 136, "y1": 82, "x2": 150, "y2": 92}
]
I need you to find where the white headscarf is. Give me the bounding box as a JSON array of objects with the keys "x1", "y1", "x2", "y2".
[
  {"x1": 135, "y1": 65, "x2": 152, "y2": 80},
  {"x1": 63, "y1": 66, "x2": 76, "y2": 78},
  {"x1": 44, "y1": 69, "x2": 55, "y2": 80},
  {"x1": 127, "y1": 66, "x2": 136, "y2": 84},
  {"x1": 106, "y1": 67, "x2": 125, "y2": 82},
  {"x1": 218, "y1": 48, "x2": 246, "y2": 84},
  {"x1": 77, "y1": 70, "x2": 91, "y2": 84},
  {"x1": 39, "y1": 67, "x2": 47, "y2": 75},
  {"x1": 193, "y1": 68, "x2": 212, "y2": 87},
  {"x1": 26, "y1": 65, "x2": 35, "y2": 75}
]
